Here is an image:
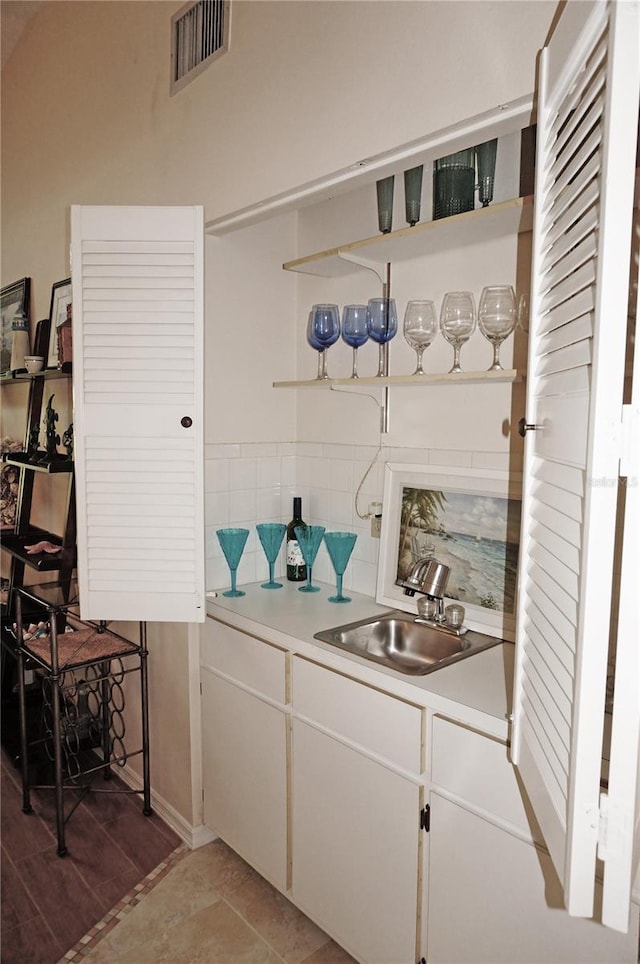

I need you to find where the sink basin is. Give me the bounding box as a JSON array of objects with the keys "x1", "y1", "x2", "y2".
[{"x1": 314, "y1": 610, "x2": 500, "y2": 676}]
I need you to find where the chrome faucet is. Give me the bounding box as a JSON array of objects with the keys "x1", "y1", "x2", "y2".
[{"x1": 396, "y1": 557, "x2": 451, "y2": 623}]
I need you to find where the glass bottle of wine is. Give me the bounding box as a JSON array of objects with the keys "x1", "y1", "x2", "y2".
[{"x1": 286, "y1": 497, "x2": 307, "y2": 582}]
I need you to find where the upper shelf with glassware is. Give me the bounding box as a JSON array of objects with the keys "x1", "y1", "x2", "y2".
[
  {"x1": 282, "y1": 194, "x2": 534, "y2": 278},
  {"x1": 273, "y1": 369, "x2": 520, "y2": 388}
]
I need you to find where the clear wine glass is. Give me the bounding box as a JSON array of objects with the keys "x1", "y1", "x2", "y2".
[
  {"x1": 216, "y1": 528, "x2": 249, "y2": 597},
  {"x1": 478, "y1": 285, "x2": 517, "y2": 371},
  {"x1": 295, "y1": 524, "x2": 325, "y2": 592},
  {"x1": 341, "y1": 305, "x2": 369, "y2": 378},
  {"x1": 309, "y1": 304, "x2": 340, "y2": 379},
  {"x1": 323, "y1": 531, "x2": 357, "y2": 603},
  {"x1": 517, "y1": 292, "x2": 530, "y2": 334},
  {"x1": 439, "y1": 291, "x2": 477, "y2": 374},
  {"x1": 366, "y1": 298, "x2": 398, "y2": 377},
  {"x1": 256, "y1": 523, "x2": 287, "y2": 589},
  {"x1": 403, "y1": 300, "x2": 438, "y2": 375}
]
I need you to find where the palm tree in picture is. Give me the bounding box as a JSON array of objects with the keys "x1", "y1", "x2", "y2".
[{"x1": 398, "y1": 487, "x2": 447, "y2": 578}]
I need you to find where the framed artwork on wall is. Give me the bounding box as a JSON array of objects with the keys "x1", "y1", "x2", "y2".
[
  {"x1": 47, "y1": 278, "x2": 72, "y2": 369},
  {"x1": 1, "y1": 277, "x2": 31, "y2": 374},
  {"x1": 376, "y1": 463, "x2": 522, "y2": 640}
]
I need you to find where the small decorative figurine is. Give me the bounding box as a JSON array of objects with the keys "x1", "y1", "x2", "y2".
[
  {"x1": 27, "y1": 425, "x2": 40, "y2": 458},
  {"x1": 43, "y1": 394, "x2": 61, "y2": 461},
  {"x1": 62, "y1": 422, "x2": 73, "y2": 459}
]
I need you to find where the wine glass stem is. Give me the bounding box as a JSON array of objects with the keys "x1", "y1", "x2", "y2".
[
  {"x1": 269, "y1": 562, "x2": 275, "y2": 584},
  {"x1": 415, "y1": 347, "x2": 425, "y2": 375},
  {"x1": 307, "y1": 567, "x2": 313, "y2": 590},
  {"x1": 453, "y1": 344, "x2": 462, "y2": 369},
  {"x1": 320, "y1": 350, "x2": 328, "y2": 379},
  {"x1": 336, "y1": 573, "x2": 343, "y2": 599},
  {"x1": 377, "y1": 344, "x2": 385, "y2": 377},
  {"x1": 492, "y1": 341, "x2": 502, "y2": 370},
  {"x1": 351, "y1": 347, "x2": 358, "y2": 378},
  {"x1": 230, "y1": 568, "x2": 237, "y2": 593}
]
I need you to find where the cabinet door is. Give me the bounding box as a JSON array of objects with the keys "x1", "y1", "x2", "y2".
[
  {"x1": 426, "y1": 794, "x2": 639, "y2": 964},
  {"x1": 291, "y1": 718, "x2": 421, "y2": 964},
  {"x1": 201, "y1": 669, "x2": 288, "y2": 891},
  {"x1": 512, "y1": 0, "x2": 640, "y2": 924},
  {"x1": 70, "y1": 204, "x2": 205, "y2": 623}
]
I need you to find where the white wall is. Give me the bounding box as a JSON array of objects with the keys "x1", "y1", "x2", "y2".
[{"x1": 1, "y1": 0, "x2": 557, "y2": 833}]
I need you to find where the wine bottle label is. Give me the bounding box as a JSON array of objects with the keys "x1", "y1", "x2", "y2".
[{"x1": 287, "y1": 539, "x2": 305, "y2": 567}]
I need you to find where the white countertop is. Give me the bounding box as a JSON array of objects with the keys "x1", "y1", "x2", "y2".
[{"x1": 206, "y1": 581, "x2": 514, "y2": 740}]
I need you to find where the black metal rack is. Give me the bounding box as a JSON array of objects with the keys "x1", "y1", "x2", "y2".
[
  {"x1": 14, "y1": 581, "x2": 152, "y2": 857},
  {"x1": 1, "y1": 368, "x2": 76, "y2": 760}
]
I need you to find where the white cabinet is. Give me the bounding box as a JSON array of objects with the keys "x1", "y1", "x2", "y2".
[
  {"x1": 290, "y1": 656, "x2": 425, "y2": 964},
  {"x1": 427, "y1": 715, "x2": 640, "y2": 963},
  {"x1": 200, "y1": 618, "x2": 288, "y2": 890},
  {"x1": 200, "y1": 610, "x2": 640, "y2": 963},
  {"x1": 291, "y1": 720, "x2": 422, "y2": 964}
]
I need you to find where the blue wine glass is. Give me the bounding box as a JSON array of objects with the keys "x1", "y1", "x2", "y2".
[
  {"x1": 295, "y1": 525, "x2": 326, "y2": 592},
  {"x1": 323, "y1": 531, "x2": 357, "y2": 603},
  {"x1": 257, "y1": 523, "x2": 287, "y2": 589},
  {"x1": 310, "y1": 304, "x2": 340, "y2": 379},
  {"x1": 216, "y1": 528, "x2": 249, "y2": 597},
  {"x1": 306, "y1": 310, "x2": 325, "y2": 380},
  {"x1": 367, "y1": 298, "x2": 398, "y2": 377},
  {"x1": 341, "y1": 305, "x2": 369, "y2": 378}
]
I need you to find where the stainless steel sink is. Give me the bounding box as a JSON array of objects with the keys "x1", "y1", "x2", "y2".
[{"x1": 314, "y1": 610, "x2": 500, "y2": 676}]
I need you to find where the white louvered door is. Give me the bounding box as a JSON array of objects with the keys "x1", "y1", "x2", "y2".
[
  {"x1": 71, "y1": 205, "x2": 205, "y2": 623},
  {"x1": 512, "y1": 0, "x2": 639, "y2": 926}
]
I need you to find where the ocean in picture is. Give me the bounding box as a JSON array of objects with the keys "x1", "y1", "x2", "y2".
[{"x1": 397, "y1": 487, "x2": 521, "y2": 613}]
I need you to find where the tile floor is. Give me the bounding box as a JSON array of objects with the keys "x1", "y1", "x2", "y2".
[
  {"x1": 1, "y1": 744, "x2": 181, "y2": 963},
  {"x1": 2, "y1": 740, "x2": 357, "y2": 964},
  {"x1": 81, "y1": 839, "x2": 357, "y2": 964}
]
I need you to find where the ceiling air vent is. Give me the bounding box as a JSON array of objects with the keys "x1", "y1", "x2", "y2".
[{"x1": 171, "y1": 0, "x2": 230, "y2": 94}]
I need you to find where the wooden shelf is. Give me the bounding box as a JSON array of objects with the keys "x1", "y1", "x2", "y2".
[
  {"x1": 283, "y1": 196, "x2": 534, "y2": 277},
  {"x1": 273, "y1": 370, "x2": 520, "y2": 389},
  {"x1": 0, "y1": 366, "x2": 71, "y2": 385},
  {"x1": 3, "y1": 453, "x2": 74, "y2": 474},
  {"x1": 1, "y1": 528, "x2": 76, "y2": 572}
]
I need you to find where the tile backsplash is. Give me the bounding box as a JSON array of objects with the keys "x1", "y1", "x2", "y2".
[{"x1": 205, "y1": 441, "x2": 512, "y2": 599}]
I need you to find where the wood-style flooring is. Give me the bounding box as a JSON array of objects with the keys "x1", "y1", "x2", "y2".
[{"x1": 1, "y1": 744, "x2": 181, "y2": 963}]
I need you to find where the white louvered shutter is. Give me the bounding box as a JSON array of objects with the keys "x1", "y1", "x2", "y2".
[
  {"x1": 511, "y1": 0, "x2": 639, "y2": 925},
  {"x1": 71, "y1": 205, "x2": 205, "y2": 623}
]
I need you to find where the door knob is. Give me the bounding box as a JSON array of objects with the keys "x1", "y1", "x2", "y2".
[
  {"x1": 181, "y1": 416, "x2": 193, "y2": 428},
  {"x1": 518, "y1": 417, "x2": 538, "y2": 438}
]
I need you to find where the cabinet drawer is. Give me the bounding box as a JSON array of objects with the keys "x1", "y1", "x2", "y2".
[
  {"x1": 292, "y1": 656, "x2": 423, "y2": 773},
  {"x1": 430, "y1": 715, "x2": 534, "y2": 840},
  {"x1": 201, "y1": 617, "x2": 286, "y2": 704}
]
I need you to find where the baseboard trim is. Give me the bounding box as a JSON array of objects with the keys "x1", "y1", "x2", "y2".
[{"x1": 116, "y1": 762, "x2": 217, "y2": 850}]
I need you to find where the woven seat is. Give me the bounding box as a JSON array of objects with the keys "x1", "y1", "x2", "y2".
[{"x1": 24, "y1": 625, "x2": 139, "y2": 670}]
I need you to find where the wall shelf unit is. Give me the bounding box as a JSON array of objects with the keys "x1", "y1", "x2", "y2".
[{"x1": 283, "y1": 195, "x2": 534, "y2": 278}]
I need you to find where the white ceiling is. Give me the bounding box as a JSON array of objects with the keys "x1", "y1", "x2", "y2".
[{"x1": 1, "y1": 0, "x2": 45, "y2": 70}]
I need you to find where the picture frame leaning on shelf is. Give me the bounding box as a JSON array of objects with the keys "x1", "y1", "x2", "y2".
[
  {"x1": 47, "y1": 277, "x2": 72, "y2": 369},
  {"x1": 0, "y1": 277, "x2": 31, "y2": 374}
]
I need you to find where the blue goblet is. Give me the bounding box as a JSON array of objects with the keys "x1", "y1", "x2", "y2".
[
  {"x1": 257, "y1": 523, "x2": 287, "y2": 589},
  {"x1": 295, "y1": 525, "x2": 326, "y2": 593},
  {"x1": 306, "y1": 310, "x2": 325, "y2": 380},
  {"x1": 341, "y1": 305, "x2": 369, "y2": 378},
  {"x1": 367, "y1": 298, "x2": 398, "y2": 377},
  {"x1": 323, "y1": 531, "x2": 358, "y2": 603},
  {"x1": 216, "y1": 528, "x2": 249, "y2": 597},
  {"x1": 309, "y1": 304, "x2": 340, "y2": 379}
]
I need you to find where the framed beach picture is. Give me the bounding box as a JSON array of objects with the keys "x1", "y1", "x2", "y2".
[
  {"x1": 376, "y1": 463, "x2": 522, "y2": 640},
  {"x1": 47, "y1": 278, "x2": 72, "y2": 368}
]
